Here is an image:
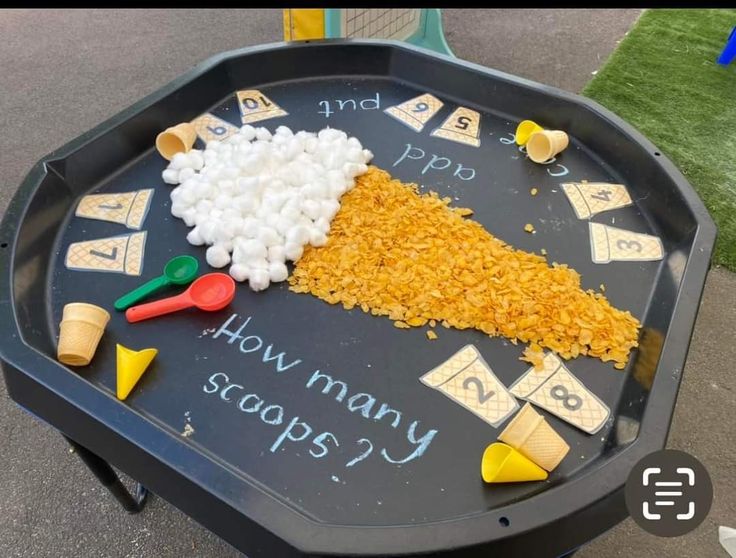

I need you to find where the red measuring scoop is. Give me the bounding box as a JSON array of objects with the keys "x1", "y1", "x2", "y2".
[{"x1": 126, "y1": 273, "x2": 236, "y2": 323}]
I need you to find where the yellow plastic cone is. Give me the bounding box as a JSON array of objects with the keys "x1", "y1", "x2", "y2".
[
  {"x1": 515, "y1": 120, "x2": 544, "y2": 146},
  {"x1": 116, "y1": 344, "x2": 158, "y2": 401},
  {"x1": 481, "y1": 442, "x2": 548, "y2": 483}
]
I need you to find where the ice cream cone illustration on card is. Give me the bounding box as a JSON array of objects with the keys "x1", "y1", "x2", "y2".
[
  {"x1": 562, "y1": 182, "x2": 633, "y2": 219},
  {"x1": 236, "y1": 90, "x2": 287, "y2": 124},
  {"x1": 431, "y1": 107, "x2": 481, "y2": 147},
  {"x1": 385, "y1": 93, "x2": 444, "y2": 132},
  {"x1": 589, "y1": 223, "x2": 664, "y2": 264},
  {"x1": 75, "y1": 189, "x2": 153, "y2": 230},
  {"x1": 190, "y1": 113, "x2": 239, "y2": 143},
  {"x1": 65, "y1": 232, "x2": 147, "y2": 276}
]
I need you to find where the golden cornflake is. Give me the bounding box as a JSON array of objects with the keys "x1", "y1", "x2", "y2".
[
  {"x1": 524, "y1": 223, "x2": 535, "y2": 233},
  {"x1": 426, "y1": 330, "x2": 438, "y2": 340},
  {"x1": 530, "y1": 188, "x2": 538, "y2": 196},
  {"x1": 289, "y1": 167, "x2": 640, "y2": 368}
]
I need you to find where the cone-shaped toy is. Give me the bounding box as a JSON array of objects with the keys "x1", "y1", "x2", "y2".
[
  {"x1": 526, "y1": 130, "x2": 569, "y2": 163},
  {"x1": 156, "y1": 123, "x2": 197, "y2": 160},
  {"x1": 58, "y1": 303, "x2": 110, "y2": 366},
  {"x1": 481, "y1": 442, "x2": 548, "y2": 483},
  {"x1": 116, "y1": 344, "x2": 158, "y2": 401},
  {"x1": 515, "y1": 120, "x2": 544, "y2": 146},
  {"x1": 498, "y1": 403, "x2": 570, "y2": 471}
]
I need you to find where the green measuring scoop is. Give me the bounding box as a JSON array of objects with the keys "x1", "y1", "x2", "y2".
[{"x1": 114, "y1": 255, "x2": 199, "y2": 311}]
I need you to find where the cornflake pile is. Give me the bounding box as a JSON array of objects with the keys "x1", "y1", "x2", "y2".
[
  {"x1": 289, "y1": 167, "x2": 640, "y2": 369},
  {"x1": 164, "y1": 126, "x2": 372, "y2": 291}
]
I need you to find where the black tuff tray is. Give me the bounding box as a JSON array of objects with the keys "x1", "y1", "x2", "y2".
[{"x1": 0, "y1": 40, "x2": 716, "y2": 557}]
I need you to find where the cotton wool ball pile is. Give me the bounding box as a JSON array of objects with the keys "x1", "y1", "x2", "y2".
[{"x1": 163, "y1": 125, "x2": 372, "y2": 291}]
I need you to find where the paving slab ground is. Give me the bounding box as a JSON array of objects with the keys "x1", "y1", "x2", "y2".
[{"x1": 1, "y1": 8, "x2": 733, "y2": 558}]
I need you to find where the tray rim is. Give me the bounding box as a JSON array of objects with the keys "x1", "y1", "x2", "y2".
[{"x1": 0, "y1": 39, "x2": 717, "y2": 556}]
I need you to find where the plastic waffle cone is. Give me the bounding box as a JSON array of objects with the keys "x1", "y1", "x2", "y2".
[
  {"x1": 57, "y1": 303, "x2": 110, "y2": 366},
  {"x1": 526, "y1": 130, "x2": 569, "y2": 163},
  {"x1": 498, "y1": 403, "x2": 569, "y2": 472}
]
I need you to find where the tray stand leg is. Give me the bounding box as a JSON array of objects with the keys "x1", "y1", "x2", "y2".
[{"x1": 64, "y1": 435, "x2": 149, "y2": 513}]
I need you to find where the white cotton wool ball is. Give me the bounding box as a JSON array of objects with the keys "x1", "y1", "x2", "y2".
[
  {"x1": 276, "y1": 125, "x2": 293, "y2": 137},
  {"x1": 284, "y1": 242, "x2": 304, "y2": 262},
  {"x1": 193, "y1": 212, "x2": 209, "y2": 227},
  {"x1": 249, "y1": 257, "x2": 269, "y2": 271},
  {"x1": 195, "y1": 199, "x2": 214, "y2": 215},
  {"x1": 275, "y1": 215, "x2": 293, "y2": 236},
  {"x1": 170, "y1": 201, "x2": 187, "y2": 218},
  {"x1": 239, "y1": 239, "x2": 268, "y2": 261},
  {"x1": 223, "y1": 166, "x2": 240, "y2": 180},
  {"x1": 182, "y1": 208, "x2": 198, "y2": 227},
  {"x1": 345, "y1": 148, "x2": 363, "y2": 163},
  {"x1": 234, "y1": 195, "x2": 257, "y2": 216},
  {"x1": 207, "y1": 140, "x2": 222, "y2": 151},
  {"x1": 187, "y1": 227, "x2": 205, "y2": 246},
  {"x1": 222, "y1": 208, "x2": 241, "y2": 222},
  {"x1": 305, "y1": 137, "x2": 319, "y2": 154},
  {"x1": 248, "y1": 268, "x2": 270, "y2": 292},
  {"x1": 309, "y1": 229, "x2": 328, "y2": 247},
  {"x1": 162, "y1": 168, "x2": 181, "y2": 185},
  {"x1": 238, "y1": 141, "x2": 252, "y2": 154},
  {"x1": 179, "y1": 188, "x2": 197, "y2": 207},
  {"x1": 241, "y1": 218, "x2": 260, "y2": 238},
  {"x1": 239, "y1": 125, "x2": 256, "y2": 141},
  {"x1": 234, "y1": 154, "x2": 249, "y2": 169},
  {"x1": 178, "y1": 167, "x2": 196, "y2": 183},
  {"x1": 199, "y1": 221, "x2": 218, "y2": 245},
  {"x1": 283, "y1": 139, "x2": 302, "y2": 161},
  {"x1": 268, "y1": 261, "x2": 289, "y2": 283},
  {"x1": 189, "y1": 150, "x2": 204, "y2": 170},
  {"x1": 218, "y1": 180, "x2": 236, "y2": 195},
  {"x1": 229, "y1": 263, "x2": 250, "y2": 282},
  {"x1": 286, "y1": 225, "x2": 310, "y2": 246},
  {"x1": 347, "y1": 137, "x2": 362, "y2": 149},
  {"x1": 258, "y1": 226, "x2": 282, "y2": 248},
  {"x1": 342, "y1": 162, "x2": 364, "y2": 179},
  {"x1": 314, "y1": 217, "x2": 330, "y2": 235},
  {"x1": 206, "y1": 244, "x2": 231, "y2": 269},
  {"x1": 169, "y1": 152, "x2": 191, "y2": 170},
  {"x1": 255, "y1": 127, "x2": 272, "y2": 141},
  {"x1": 362, "y1": 149, "x2": 374, "y2": 164},
  {"x1": 281, "y1": 205, "x2": 302, "y2": 223},
  {"x1": 265, "y1": 213, "x2": 280, "y2": 229},
  {"x1": 320, "y1": 199, "x2": 340, "y2": 221},
  {"x1": 268, "y1": 244, "x2": 286, "y2": 264},
  {"x1": 214, "y1": 194, "x2": 231, "y2": 210},
  {"x1": 301, "y1": 199, "x2": 322, "y2": 221}
]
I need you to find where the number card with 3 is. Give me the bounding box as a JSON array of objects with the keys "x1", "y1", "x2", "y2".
[
  {"x1": 236, "y1": 89, "x2": 288, "y2": 124},
  {"x1": 420, "y1": 345, "x2": 518, "y2": 428},
  {"x1": 384, "y1": 93, "x2": 444, "y2": 132},
  {"x1": 509, "y1": 353, "x2": 610, "y2": 434},
  {"x1": 589, "y1": 222, "x2": 664, "y2": 264}
]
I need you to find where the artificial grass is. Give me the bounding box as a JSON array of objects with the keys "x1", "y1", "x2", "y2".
[{"x1": 583, "y1": 9, "x2": 736, "y2": 270}]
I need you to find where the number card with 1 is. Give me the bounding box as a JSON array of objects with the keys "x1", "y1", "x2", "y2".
[
  {"x1": 65, "y1": 231, "x2": 147, "y2": 276},
  {"x1": 236, "y1": 89, "x2": 288, "y2": 124},
  {"x1": 384, "y1": 93, "x2": 444, "y2": 132},
  {"x1": 420, "y1": 345, "x2": 518, "y2": 428},
  {"x1": 75, "y1": 189, "x2": 153, "y2": 230},
  {"x1": 430, "y1": 106, "x2": 481, "y2": 147},
  {"x1": 589, "y1": 222, "x2": 664, "y2": 264},
  {"x1": 190, "y1": 113, "x2": 239, "y2": 143},
  {"x1": 509, "y1": 353, "x2": 610, "y2": 434}
]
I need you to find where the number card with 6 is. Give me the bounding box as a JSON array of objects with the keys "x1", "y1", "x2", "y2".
[
  {"x1": 509, "y1": 353, "x2": 610, "y2": 434},
  {"x1": 420, "y1": 345, "x2": 518, "y2": 428},
  {"x1": 236, "y1": 89, "x2": 288, "y2": 124},
  {"x1": 384, "y1": 93, "x2": 444, "y2": 132}
]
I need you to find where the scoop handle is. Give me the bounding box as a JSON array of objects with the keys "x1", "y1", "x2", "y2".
[
  {"x1": 125, "y1": 291, "x2": 193, "y2": 323},
  {"x1": 114, "y1": 275, "x2": 170, "y2": 311}
]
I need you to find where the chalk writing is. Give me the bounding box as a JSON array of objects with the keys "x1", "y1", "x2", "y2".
[
  {"x1": 318, "y1": 93, "x2": 381, "y2": 118},
  {"x1": 393, "y1": 143, "x2": 476, "y2": 181}
]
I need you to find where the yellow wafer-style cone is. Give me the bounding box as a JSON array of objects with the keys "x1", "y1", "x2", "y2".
[
  {"x1": 156, "y1": 123, "x2": 197, "y2": 160},
  {"x1": 57, "y1": 303, "x2": 110, "y2": 366},
  {"x1": 526, "y1": 130, "x2": 569, "y2": 163},
  {"x1": 481, "y1": 442, "x2": 548, "y2": 483},
  {"x1": 116, "y1": 344, "x2": 158, "y2": 401},
  {"x1": 498, "y1": 403, "x2": 570, "y2": 471},
  {"x1": 515, "y1": 120, "x2": 544, "y2": 146}
]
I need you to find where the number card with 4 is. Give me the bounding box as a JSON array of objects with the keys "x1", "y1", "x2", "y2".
[
  {"x1": 384, "y1": 93, "x2": 444, "y2": 132},
  {"x1": 420, "y1": 345, "x2": 518, "y2": 428},
  {"x1": 509, "y1": 353, "x2": 610, "y2": 434},
  {"x1": 589, "y1": 222, "x2": 664, "y2": 264},
  {"x1": 190, "y1": 113, "x2": 239, "y2": 143},
  {"x1": 561, "y1": 182, "x2": 633, "y2": 219},
  {"x1": 236, "y1": 89, "x2": 288, "y2": 124}
]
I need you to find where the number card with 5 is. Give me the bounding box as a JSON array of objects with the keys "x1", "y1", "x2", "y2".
[
  {"x1": 509, "y1": 353, "x2": 610, "y2": 434},
  {"x1": 420, "y1": 345, "x2": 519, "y2": 428}
]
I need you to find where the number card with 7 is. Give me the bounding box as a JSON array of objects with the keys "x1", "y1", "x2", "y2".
[
  {"x1": 420, "y1": 345, "x2": 518, "y2": 428},
  {"x1": 509, "y1": 353, "x2": 610, "y2": 434}
]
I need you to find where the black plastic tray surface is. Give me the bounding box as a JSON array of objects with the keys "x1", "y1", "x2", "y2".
[{"x1": 0, "y1": 41, "x2": 715, "y2": 557}]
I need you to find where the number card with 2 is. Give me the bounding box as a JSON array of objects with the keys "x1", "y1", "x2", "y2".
[
  {"x1": 509, "y1": 353, "x2": 610, "y2": 434},
  {"x1": 236, "y1": 89, "x2": 288, "y2": 124},
  {"x1": 420, "y1": 345, "x2": 518, "y2": 428},
  {"x1": 384, "y1": 93, "x2": 444, "y2": 132}
]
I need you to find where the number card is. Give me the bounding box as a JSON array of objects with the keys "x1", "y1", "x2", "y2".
[
  {"x1": 65, "y1": 231, "x2": 147, "y2": 276},
  {"x1": 190, "y1": 113, "x2": 239, "y2": 143},
  {"x1": 561, "y1": 182, "x2": 633, "y2": 219},
  {"x1": 384, "y1": 93, "x2": 444, "y2": 132},
  {"x1": 75, "y1": 189, "x2": 153, "y2": 230},
  {"x1": 430, "y1": 106, "x2": 481, "y2": 147},
  {"x1": 420, "y1": 345, "x2": 518, "y2": 428},
  {"x1": 509, "y1": 353, "x2": 610, "y2": 434},
  {"x1": 589, "y1": 222, "x2": 664, "y2": 264},
  {"x1": 236, "y1": 89, "x2": 288, "y2": 124}
]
